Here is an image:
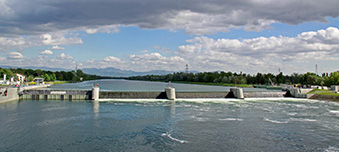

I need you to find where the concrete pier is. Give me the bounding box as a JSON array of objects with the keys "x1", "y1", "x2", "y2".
[
  {"x1": 0, "y1": 88, "x2": 19, "y2": 103},
  {"x1": 230, "y1": 88, "x2": 244, "y2": 99},
  {"x1": 92, "y1": 87, "x2": 99, "y2": 100},
  {"x1": 165, "y1": 87, "x2": 176, "y2": 100},
  {"x1": 289, "y1": 88, "x2": 313, "y2": 98}
]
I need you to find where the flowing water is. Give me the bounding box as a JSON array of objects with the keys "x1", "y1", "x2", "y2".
[{"x1": 1, "y1": 98, "x2": 339, "y2": 151}]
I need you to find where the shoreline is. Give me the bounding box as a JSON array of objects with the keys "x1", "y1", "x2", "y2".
[{"x1": 309, "y1": 94, "x2": 339, "y2": 102}]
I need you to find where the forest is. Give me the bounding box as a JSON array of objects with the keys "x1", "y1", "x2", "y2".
[
  {"x1": 0, "y1": 67, "x2": 109, "y2": 82},
  {"x1": 127, "y1": 71, "x2": 339, "y2": 86}
]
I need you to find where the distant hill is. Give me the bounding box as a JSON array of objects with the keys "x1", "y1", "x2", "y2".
[
  {"x1": 0, "y1": 65, "x2": 194, "y2": 77},
  {"x1": 82, "y1": 67, "x2": 175, "y2": 77}
]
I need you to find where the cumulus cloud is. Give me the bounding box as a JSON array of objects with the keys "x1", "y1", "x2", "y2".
[
  {"x1": 103, "y1": 56, "x2": 124, "y2": 63},
  {"x1": 0, "y1": 32, "x2": 82, "y2": 51},
  {"x1": 57, "y1": 53, "x2": 73, "y2": 60},
  {"x1": 176, "y1": 27, "x2": 339, "y2": 73},
  {"x1": 7, "y1": 52, "x2": 24, "y2": 59},
  {"x1": 40, "y1": 50, "x2": 53, "y2": 55},
  {"x1": 52, "y1": 45, "x2": 65, "y2": 50},
  {"x1": 1, "y1": 0, "x2": 338, "y2": 36}
]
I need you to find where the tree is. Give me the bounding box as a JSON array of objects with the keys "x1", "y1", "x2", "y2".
[
  {"x1": 50, "y1": 73, "x2": 56, "y2": 81},
  {"x1": 28, "y1": 76, "x2": 34, "y2": 82},
  {"x1": 43, "y1": 74, "x2": 50, "y2": 81}
]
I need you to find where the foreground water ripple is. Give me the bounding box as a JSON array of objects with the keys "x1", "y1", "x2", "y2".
[{"x1": 0, "y1": 99, "x2": 338, "y2": 151}]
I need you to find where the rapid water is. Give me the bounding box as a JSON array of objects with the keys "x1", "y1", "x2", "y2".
[
  {"x1": 1, "y1": 99, "x2": 338, "y2": 151},
  {"x1": 47, "y1": 79, "x2": 274, "y2": 92}
]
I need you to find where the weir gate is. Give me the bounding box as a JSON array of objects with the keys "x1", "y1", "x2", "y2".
[{"x1": 19, "y1": 88, "x2": 287, "y2": 100}]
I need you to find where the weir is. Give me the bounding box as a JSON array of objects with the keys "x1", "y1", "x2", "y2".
[{"x1": 17, "y1": 86, "x2": 287, "y2": 101}]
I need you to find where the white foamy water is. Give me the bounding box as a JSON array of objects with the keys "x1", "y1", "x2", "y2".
[
  {"x1": 219, "y1": 118, "x2": 244, "y2": 121},
  {"x1": 329, "y1": 110, "x2": 339, "y2": 114},
  {"x1": 161, "y1": 133, "x2": 188, "y2": 144},
  {"x1": 263, "y1": 118, "x2": 289, "y2": 124},
  {"x1": 290, "y1": 118, "x2": 317, "y2": 122}
]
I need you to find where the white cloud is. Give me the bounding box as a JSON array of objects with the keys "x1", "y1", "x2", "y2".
[
  {"x1": 57, "y1": 53, "x2": 73, "y2": 60},
  {"x1": 7, "y1": 52, "x2": 24, "y2": 59},
  {"x1": 176, "y1": 27, "x2": 339, "y2": 73},
  {"x1": 52, "y1": 45, "x2": 65, "y2": 50},
  {"x1": 103, "y1": 56, "x2": 123, "y2": 63},
  {"x1": 1, "y1": 1, "x2": 339, "y2": 36},
  {"x1": 0, "y1": 32, "x2": 82, "y2": 51},
  {"x1": 40, "y1": 50, "x2": 53, "y2": 55},
  {"x1": 85, "y1": 25, "x2": 120, "y2": 34},
  {"x1": 42, "y1": 33, "x2": 83, "y2": 45}
]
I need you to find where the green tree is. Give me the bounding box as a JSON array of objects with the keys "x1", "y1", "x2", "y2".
[
  {"x1": 43, "y1": 74, "x2": 50, "y2": 81},
  {"x1": 28, "y1": 76, "x2": 34, "y2": 82}
]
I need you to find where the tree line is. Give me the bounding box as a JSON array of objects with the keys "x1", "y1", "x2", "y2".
[
  {"x1": 127, "y1": 71, "x2": 339, "y2": 86},
  {"x1": 0, "y1": 67, "x2": 110, "y2": 82}
]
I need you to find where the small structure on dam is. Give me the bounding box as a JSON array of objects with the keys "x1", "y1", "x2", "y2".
[
  {"x1": 230, "y1": 88, "x2": 244, "y2": 99},
  {"x1": 165, "y1": 86, "x2": 176, "y2": 100}
]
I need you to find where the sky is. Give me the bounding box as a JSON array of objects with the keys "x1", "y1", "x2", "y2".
[{"x1": 0, "y1": 0, "x2": 339, "y2": 75}]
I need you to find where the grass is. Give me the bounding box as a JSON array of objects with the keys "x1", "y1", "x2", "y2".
[
  {"x1": 317, "y1": 92, "x2": 339, "y2": 96},
  {"x1": 307, "y1": 89, "x2": 339, "y2": 96},
  {"x1": 50, "y1": 81, "x2": 69, "y2": 85},
  {"x1": 171, "y1": 81, "x2": 253, "y2": 87}
]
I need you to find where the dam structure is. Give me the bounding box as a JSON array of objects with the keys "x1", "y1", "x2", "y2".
[{"x1": 18, "y1": 86, "x2": 289, "y2": 101}]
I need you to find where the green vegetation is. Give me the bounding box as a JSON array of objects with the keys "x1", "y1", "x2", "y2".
[
  {"x1": 308, "y1": 89, "x2": 339, "y2": 96},
  {"x1": 128, "y1": 71, "x2": 339, "y2": 86},
  {"x1": 0, "y1": 67, "x2": 111, "y2": 83},
  {"x1": 51, "y1": 81, "x2": 69, "y2": 84},
  {"x1": 171, "y1": 81, "x2": 253, "y2": 87}
]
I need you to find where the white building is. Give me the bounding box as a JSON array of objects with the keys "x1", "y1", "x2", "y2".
[{"x1": 16, "y1": 73, "x2": 26, "y2": 84}]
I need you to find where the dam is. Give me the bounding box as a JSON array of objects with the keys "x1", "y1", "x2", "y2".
[
  {"x1": 19, "y1": 86, "x2": 287, "y2": 101},
  {"x1": 2, "y1": 79, "x2": 314, "y2": 102}
]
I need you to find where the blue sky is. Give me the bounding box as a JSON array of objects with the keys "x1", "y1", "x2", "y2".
[{"x1": 0, "y1": 0, "x2": 339, "y2": 75}]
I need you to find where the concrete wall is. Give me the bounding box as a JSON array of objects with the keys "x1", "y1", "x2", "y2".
[
  {"x1": 0, "y1": 88, "x2": 19, "y2": 103},
  {"x1": 20, "y1": 90, "x2": 91, "y2": 100},
  {"x1": 100, "y1": 91, "x2": 286, "y2": 99},
  {"x1": 331, "y1": 85, "x2": 339, "y2": 92}
]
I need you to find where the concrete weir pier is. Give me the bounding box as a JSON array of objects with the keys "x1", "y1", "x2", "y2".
[
  {"x1": 92, "y1": 87, "x2": 99, "y2": 100},
  {"x1": 230, "y1": 88, "x2": 244, "y2": 99},
  {"x1": 165, "y1": 87, "x2": 176, "y2": 100}
]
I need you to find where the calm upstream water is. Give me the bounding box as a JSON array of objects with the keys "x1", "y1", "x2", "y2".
[
  {"x1": 47, "y1": 79, "x2": 272, "y2": 92},
  {"x1": 1, "y1": 99, "x2": 339, "y2": 151}
]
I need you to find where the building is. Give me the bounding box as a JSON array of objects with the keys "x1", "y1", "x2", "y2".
[
  {"x1": 34, "y1": 78, "x2": 44, "y2": 85},
  {"x1": 16, "y1": 73, "x2": 26, "y2": 84}
]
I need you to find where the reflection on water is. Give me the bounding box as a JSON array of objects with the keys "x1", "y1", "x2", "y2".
[{"x1": 0, "y1": 99, "x2": 339, "y2": 151}]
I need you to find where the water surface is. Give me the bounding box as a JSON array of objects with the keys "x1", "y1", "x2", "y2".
[
  {"x1": 1, "y1": 99, "x2": 338, "y2": 151},
  {"x1": 48, "y1": 79, "x2": 273, "y2": 92}
]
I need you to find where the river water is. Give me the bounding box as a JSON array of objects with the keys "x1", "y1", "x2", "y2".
[
  {"x1": 47, "y1": 79, "x2": 273, "y2": 92},
  {"x1": 1, "y1": 98, "x2": 339, "y2": 151}
]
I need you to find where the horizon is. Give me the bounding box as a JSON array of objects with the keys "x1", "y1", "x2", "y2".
[{"x1": 0, "y1": 1, "x2": 339, "y2": 75}]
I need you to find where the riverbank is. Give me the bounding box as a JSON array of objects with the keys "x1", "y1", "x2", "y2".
[
  {"x1": 169, "y1": 81, "x2": 254, "y2": 88},
  {"x1": 309, "y1": 94, "x2": 339, "y2": 102}
]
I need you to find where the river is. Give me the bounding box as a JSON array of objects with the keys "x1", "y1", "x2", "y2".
[
  {"x1": 47, "y1": 79, "x2": 274, "y2": 92},
  {"x1": 1, "y1": 98, "x2": 339, "y2": 151}
]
